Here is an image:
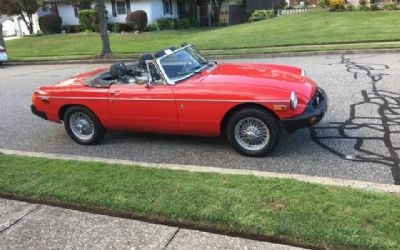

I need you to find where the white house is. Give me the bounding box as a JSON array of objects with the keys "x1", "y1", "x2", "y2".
[
  {"x1": 39, "y1": 0, "x2": 184, "y2": 26},
  {"x1": 1, "y1": 14, "x2": 40, "y2": 37}
]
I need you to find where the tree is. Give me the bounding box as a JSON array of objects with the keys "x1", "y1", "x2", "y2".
[
  {"x1": 208, "y1": 0, "x2": 223, "y2": 26},
  {"x1": 0, "y1": 23, "x2": 5, "y2": 48},
  {"x1": 0, "y1": 0, "x2": 39, "y2": 35},
  {"x1": 95, "y1": 0, "x2": 111, "y2": 57},
  {"x1": 70, "y1": 0, "x2": 111, "y2": 57}
]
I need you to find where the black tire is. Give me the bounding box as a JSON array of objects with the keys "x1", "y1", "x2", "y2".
[
  {"x1": 226, "y1": 108, "x2": 280, "y2": 157},
  {"x1": 63, "y1": 106, "x2": 106, "y2": 145}
]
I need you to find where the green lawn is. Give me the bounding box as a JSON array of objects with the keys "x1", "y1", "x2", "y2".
[
  {"x1": 5, "y1": 11, "x2": 400, "y2": 61},
  {"x1": 0, "y1": 153, "x2": 399, "y2": 249}
]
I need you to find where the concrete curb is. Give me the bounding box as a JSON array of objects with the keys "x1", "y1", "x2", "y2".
[
  {"x1": 1, "y1": 149, "x2": 399, "y2": 194},
  {"x1": 5, "y1": 48, "x2": 400, "y2": 66}
]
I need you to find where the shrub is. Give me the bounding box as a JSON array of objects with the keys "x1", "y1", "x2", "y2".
[
  {"x1": 249, "y1": 10, "x2": 274, "y2": 22},
  {"x1": 318, "y1": 0, "x2": 328, "y2": 8},
  {"x1": 358, "y1": 0, "x2": 369, "y2": 10},
  {"x1": 369, "y1": 3, "x2": 381, "y2": 10},
  {"x1": 157, "y1": 18, "x2": 176, "y2": 30},
  {"x1": 78, "y1": 9, "x2": 98, "y2": 32},
  {"x1": 107, "y1": 23, "x2": 131, "y2": 33},
  {"x1": 176, "y1": 18, "x2": 192, "y2": 29},
  {"x1": 382, "y1": 2, "x2": 397, "y2": 10},
  {"x1": 126, "y1": 10, "x2": 148, "y2": 32},
  {"x1": 146, "y1": 23, "x2": 159, "y2": 32},
  {"x1": 345, "y1": 4, "x2": 355, "y2": 11},
  {"x1": 62, "y1": 25, "x2": 82, "y2": 33},
  {"x1": 189, "y1": 17, "x2": 198, "y2": 27},
  {"x1": 329, "y1": 0, "x2": 345, "y2": 11},
  {"x1": 38, "y1": 14, "x2": 62, "y2": 34}
]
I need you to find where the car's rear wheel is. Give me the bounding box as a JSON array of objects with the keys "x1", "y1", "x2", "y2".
[
  {"x1": 64, "y1": 106, "x2": 106, "y2": 145},
  {"x1": 226, "y1": 108, "x2": 280, "y2": 157}
]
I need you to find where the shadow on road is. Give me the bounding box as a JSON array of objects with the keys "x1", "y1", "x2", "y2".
[{"x1": 311, "y1": 55, "x2": 400, "y2": 184}]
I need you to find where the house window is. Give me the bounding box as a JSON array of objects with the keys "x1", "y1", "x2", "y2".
[
  {"x1": 163, "y1": 0, "x2": 173, "y2": 15},
  {"x1": 116, "y1": 1, "x2": 127, "y2": 15}
]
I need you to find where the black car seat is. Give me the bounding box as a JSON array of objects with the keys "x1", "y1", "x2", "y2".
[
  {"x1": 139, "y1": 54, "x2": 154, "y2": 69},
  {"x1": 154, "y1": 51, "x2": 166, "y2": 58}
]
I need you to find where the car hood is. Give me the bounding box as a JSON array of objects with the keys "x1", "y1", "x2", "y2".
[{"x1": 195, "y1": 63, "x2": 317, "y2": 100}]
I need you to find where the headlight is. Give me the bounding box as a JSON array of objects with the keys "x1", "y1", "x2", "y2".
[
  {"x1": 301, "y1": 69, "x2": 307, "y2": 76},
  {"x1": 290, "y1": 91, "x2": 298, "y2": 110}
]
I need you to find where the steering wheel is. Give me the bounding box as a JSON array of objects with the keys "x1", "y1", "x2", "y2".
[{"x1": 181, "y1": 60, "x2": 193, "y2": 73}]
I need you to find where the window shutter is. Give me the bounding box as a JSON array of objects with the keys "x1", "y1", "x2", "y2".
[
  {"x1": 125, "y1": 0, "x2": 131, "y2": 13},
  {"x1": 163, "y1": 0, "x2": 166, "y2": 15},
  {"x1": 169, "y1": 0, "x2": 172, "y2": 15},
  {"x1": 72, "y1": 3, "x2": 78, "y2": 17},
  {"x1": 111, "y1": 0, "x2": 117, "y2": 17}
]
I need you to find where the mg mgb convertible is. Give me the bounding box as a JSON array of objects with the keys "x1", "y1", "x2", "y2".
[{"x1": 31, "y1": 43, "x2": 327, "y2": 156}]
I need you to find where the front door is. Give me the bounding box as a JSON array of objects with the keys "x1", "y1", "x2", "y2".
[{"x1": 108, "y1": 83, "x2": 179, "y2": 134}]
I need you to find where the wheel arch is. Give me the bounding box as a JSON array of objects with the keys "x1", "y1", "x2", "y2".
[
  {"x1": 59, "y1": 104, "x2": 96, "y2": 121},
  {"x1": 220, "y1": 103, "x2": 279, "y2": 135}
]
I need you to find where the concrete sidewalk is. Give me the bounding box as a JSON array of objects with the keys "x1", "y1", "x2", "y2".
[{"x1": 0, "y1": 198, "x2": 305, "y2": 250}]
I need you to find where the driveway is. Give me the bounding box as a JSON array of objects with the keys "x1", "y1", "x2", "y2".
[{"x1": 0, "y1": 53, "x2": 399, "y2": 184}]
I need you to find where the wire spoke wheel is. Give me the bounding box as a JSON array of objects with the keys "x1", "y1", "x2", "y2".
[
  {"x1": 69, "y1": 112, "x2": 95, "y2": 141},
  {"x1": 234, "y1": 117, "x2": 270, "y2": 151}
]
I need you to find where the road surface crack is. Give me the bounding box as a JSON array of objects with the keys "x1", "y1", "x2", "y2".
[
  {"x1": 162, "y1": 228, "x2": 180, "y2": 250},
  {"x1": 0, "y1": 203, "x2": 41, "y2": 235}
]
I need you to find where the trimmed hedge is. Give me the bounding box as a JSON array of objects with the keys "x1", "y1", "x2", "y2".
[
  {"x1": 249, "y1": 10, "x2": 274, "y2": 22},
  {"x1": 78, "y1": 9, "x2": 98, "y2": 32},
  {"x1": 157, "y1": 18, "x2": 176, "y2": 30},
  {"x1": 126, "y1": 10, "x2": 148, "y2": 32},
  {"x1": 383, "y1": 3, "x2": 397, "y2": 10},
  {"x1": 62, "y1": 25, "x2": 82, "y2": 33},
  {"x1": 146, "y1": 23, "x2": 159, "y2": 31},
  {"x1": 38, "y1": 14, "x2": 62, "y2": 34},
  {"x1": 107, "y1": 23, "x2": 131, "y2": 33}
]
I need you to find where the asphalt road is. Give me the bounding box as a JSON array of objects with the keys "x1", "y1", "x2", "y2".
[{"x1": 0, "y1": 54, "x2": 399, "y2": 185}]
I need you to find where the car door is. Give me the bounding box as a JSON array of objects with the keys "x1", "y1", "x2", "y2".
[{"x1": 108, "y1": 83, "x2": 179, "y2": 134}]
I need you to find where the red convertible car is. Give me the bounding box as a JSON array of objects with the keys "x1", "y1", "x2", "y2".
[{"x1": 31, "y1": 44, "x2": 327, "y2": 156}]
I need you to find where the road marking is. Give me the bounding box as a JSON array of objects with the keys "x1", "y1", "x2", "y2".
[{"x1": 1, "y1": 148, "x2": 399, "y2": 194}]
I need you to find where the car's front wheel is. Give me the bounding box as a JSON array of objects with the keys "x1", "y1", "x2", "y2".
[
  {"x1": 64, "y1": 106, "x2": 106, "y2": 145},
  {"x1": 226, "y1": 108, "x2": 280, "y2": 157}
]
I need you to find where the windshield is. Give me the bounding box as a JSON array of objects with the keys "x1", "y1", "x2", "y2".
[{"x1": 159, "y1": 47, "x2": 209, "y2": 82}]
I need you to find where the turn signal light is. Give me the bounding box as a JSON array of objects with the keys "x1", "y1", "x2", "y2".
[
  {"x1": 310, "y1": 117, "x2": 318, "y2": 125},
  {"x1": 32, "y1": 93, "x2": 37, "y2": 105},
  {"x1": 273, "y1": 105, "x2": 288, "y2": 111}
]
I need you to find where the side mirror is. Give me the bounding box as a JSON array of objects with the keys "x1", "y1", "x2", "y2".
[{"x1": 145, "y1": 81, "x2": 153, "y2": 89}]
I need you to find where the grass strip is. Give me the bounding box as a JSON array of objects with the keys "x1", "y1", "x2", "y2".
[
  {"x1": 9, "y1": 43, "x2": 400, "y2": 62},
  {"x1": 0, "y1": 153, "x2": 399, "y2": 249},
  {"x1": 5, "y1": 11, "x2": 400, "y2": 61}
]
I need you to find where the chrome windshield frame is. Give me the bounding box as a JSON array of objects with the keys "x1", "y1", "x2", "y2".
[{"x1": 155, "y1": 45, "x2": 208, "y2": 85}]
